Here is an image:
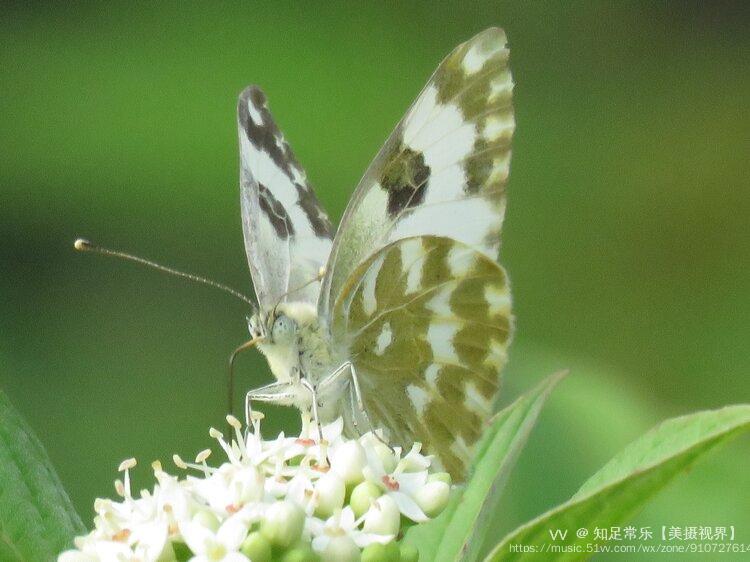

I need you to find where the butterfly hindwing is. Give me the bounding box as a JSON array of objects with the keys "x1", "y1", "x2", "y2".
[
  {"x1": 238, "y1": 86, "x2": 333, "y2": 308},
  {"x1": 319, "y1": 28, "x2": 514, "y2": 319},
  {"x1": 331, "y1": 236, "x2": 513, "y2": 480}
]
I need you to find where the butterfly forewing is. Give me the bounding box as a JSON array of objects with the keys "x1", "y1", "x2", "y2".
[
  {"x1": 331, "y1": 236, "x2": 512, "y2": 480},
  {"x1": 319, "y1": 28, "x2": 514, "y2": 319},
  {"x1": 237, "y1": 86, "x2": 334, "y2": 308}
]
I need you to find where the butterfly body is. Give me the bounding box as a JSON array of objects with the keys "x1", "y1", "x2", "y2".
[
  {"x1": 238, "y1": 28, "x2": 515, "y2": 480},
  {"x1": 247, "y1": 302, "x2": 333, "y2": 406}
]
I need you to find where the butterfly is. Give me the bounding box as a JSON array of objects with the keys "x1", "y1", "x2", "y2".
[{"x1": 236, "y1": 28, "x2": 514, "y2": 481}]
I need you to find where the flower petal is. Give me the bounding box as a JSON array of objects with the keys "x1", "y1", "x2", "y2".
[
  {"x1": 389, "y1": 491, "x2": 429, "y2": 522},
  {"x1": 217, "y1": 513, "x2": 251, "y2": 550}
]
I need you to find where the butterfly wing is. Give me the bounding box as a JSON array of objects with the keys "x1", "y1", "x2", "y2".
[
  {"x1": 238, "y1": 86, "x2": 334, "y2": 309},
  {"x1": 319, "y1": 28, "x2": 514, "y2": 318},
  {"x1": 331, "y1": 236, "x2": 512, "y2": 480},
  {"x1": 320, "y1": 28, "x2": 514, "y2": 478}
]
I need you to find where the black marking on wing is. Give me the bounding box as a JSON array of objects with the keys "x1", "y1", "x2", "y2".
[
  {"x1": 238, "y1": 86, "x2": 334, "y2": 241},
  {"x1": 380, "y1": 144, "x2": 431, "y2": 218},
  {"x1": 295, "y1": 183, "x2": 333, "y2": 237},
  {"x1": 258, "y1": 183, "x2": 294, "y2": 239},
  {"x1": 239, "y1": 87, "x2": 302, "y2": 184}
]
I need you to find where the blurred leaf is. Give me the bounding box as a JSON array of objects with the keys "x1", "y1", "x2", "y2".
[
  {"x1": 0, "y1": 391, "x2": 85, "y2": 561},
  {"x1": 404, "y1": 372, "x2": 565, "y2": 562},
  {"x1": 484, "y1": 404, "x2": 750, "y2": 561}
]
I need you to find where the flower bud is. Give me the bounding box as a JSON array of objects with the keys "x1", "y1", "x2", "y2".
[
  {"x1": 281, "y1": 544, "x2": 322, "y2": 562},
  {"x1": 261, "y1": 500, "x2": 305, "y2": 548},
  {"x1": 413, "y1": 481, "x2": 450, "y2": 518},
  {"x1": 400, "y1": 542, "x2": 419, "y2": 562},
  {"x1": 350, "y1": 481, "x2": 382, "y2": 518},
  {"x1": 363, "y1": 494, "x2": 400, "y2": 536},
  {"x1": 314, "y1": 471, "x2": 346, "y2": 518},
  {"x1": 241, "y1": 532, "x2": 272, "y2": 562},
  {"x1": 373, "y1": 441, "x2": 397, "y2": 474},
  {"x1": 191, "y1": 509, "x2": 220, "y2": 532},
  {"x1": 331, "y1": 440, "x2": 367, "y2": 485},
  {"x1": 427, "y1": 472, "x2": 452, "y2": 486},
  {"x1": 322, "y1": 534, "x2": 361, "y2": 562},
  {"x1": 361, "y1": 541, "x2": 401, "y2": 562}
]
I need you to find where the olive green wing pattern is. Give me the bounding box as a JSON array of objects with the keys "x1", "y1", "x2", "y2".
[
  {"x1": 331, "y1": 236, "x2": 513, "y2": 480},
  {"x1": 319, "y1": 28, "x2": 514, "y2": 320}
]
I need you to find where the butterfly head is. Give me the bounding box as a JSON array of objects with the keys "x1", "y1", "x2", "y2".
[
  {"x1": 247, "y1": 302, "x2": 318, "y2": 345},
  {"x1": 246, "y1": 302, "x2": 323, "y2": 386},
  {"x1": 246, "y1": 308, "x2": 296, "y2": 345}
]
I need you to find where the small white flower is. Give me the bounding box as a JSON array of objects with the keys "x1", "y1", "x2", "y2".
[
  {"x1": 361, "y1": 441, "x2": 430, "y2": 522},
  {"x1": 189, "y1": 463, "x2": 264, "y2": 516},
  {"x1": 310, "y1": 507, "x2": 392, "y2": 555},
  {"x1": 60, "y1": 413, "x2": 452, "y2": 562},
  {"x1": 179, "y1": 511, "x2": 251, "y2": 562}
]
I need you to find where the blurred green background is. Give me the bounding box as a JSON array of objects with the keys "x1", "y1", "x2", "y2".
[{"x1": 1, "y1": 2, "x2": 748, "y2": 559}]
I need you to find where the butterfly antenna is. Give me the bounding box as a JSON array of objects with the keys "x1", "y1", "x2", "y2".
[{"x1": 74, "y1": 238, "x2": 257, "y2": 308}]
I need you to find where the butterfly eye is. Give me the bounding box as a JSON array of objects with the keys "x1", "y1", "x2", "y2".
[{"x1": 271, "y1": 314, "x2": 295, "y2": 343}]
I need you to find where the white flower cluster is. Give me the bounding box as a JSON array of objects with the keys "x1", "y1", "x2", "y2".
[{"x1": 59, "y1": 413, "x2": 451, "y2": 562}]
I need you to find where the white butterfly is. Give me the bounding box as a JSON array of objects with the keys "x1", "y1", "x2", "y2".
[{"x1": 237, "y1": 28, "x2": 514, "y2": 480}]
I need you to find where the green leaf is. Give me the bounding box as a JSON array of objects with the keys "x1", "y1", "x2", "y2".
[
  {"x1": 484, "y1": 404, "x2": 750, "y2": 562},
  {"x1": 0, "y1": 391, "x2": 85, "y2": 561},
  {"x1": 404, "y1": 372, "x2": 566, "y2": 562}
]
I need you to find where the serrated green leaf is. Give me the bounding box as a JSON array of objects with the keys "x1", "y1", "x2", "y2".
[
  {"x1": 0, "y1": 391, "x2": 85, "y2": 561},
  {"x1": 403, "y1": 372, "x2": 565, "y2": 562},
  {"x1": 484, "y1": 404, "x2": 750, "y2": 562}
]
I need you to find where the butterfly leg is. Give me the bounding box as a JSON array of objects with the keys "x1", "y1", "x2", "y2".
[
  {"x1": 299, "y1": 377, "x2": 324, "y2": 443},
  {"x1": 244, "y1": 382, "x2": 298, "y2": 428}
]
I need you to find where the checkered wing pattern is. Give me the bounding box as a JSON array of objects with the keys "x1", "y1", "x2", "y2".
[
  {"x1": 320, "y1": 28, "x2": 514, "y2": 318},
  {"x1": 331, "y1": 236, "x2": 512, "y2": 480}
]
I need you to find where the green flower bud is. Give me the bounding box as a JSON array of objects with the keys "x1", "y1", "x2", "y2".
[
  {"x1": 191, "y1": 509, "x2": 220, "y2": 532},
  {"x1": 427, "y1": 472, "x2": 452, "y2": 486},
  {"x1": 240, "y1": 532, "x2": 272, "y2": 562},
  {"x1": 363, "y1": 494, "x2": 400, "y2": 536},
  {"x1": 280, "y1": 544, "x2": 322, "y2": 562},
  {"x1": 399, "y1": 543, "x2": 419, "y2": 562},
  {"x1": 350, "y1": 481, "x2": 383, "y2": 518},
  {"x1": 361, "y1": 541, "x2": 401, "y2": 562},
  {"x1": 261, "y1": 500, "x2": 305, "y2": 548},
  {"x1": 314, "y1": 471, "x2": 346, "y2": 518},
  {"x1": 413, "y1": 481, "x2": 450, "y2": 518},
  {"x1": 322, "y1": 535, "x2": 361, "y2": 562}
]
